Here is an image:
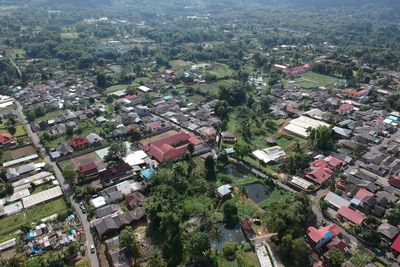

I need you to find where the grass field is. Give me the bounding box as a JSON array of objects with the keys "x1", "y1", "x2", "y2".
[
  {"x1": 194, "y1": 79, "x2": 239, "y2": 96},
  {"x1": 0, "y1": 198, "x2": 69, "y2": 242},
  {"x1": 61, "y1": 32, "x2": 79, "y2": 39},
  {"x1": 170, "y1": 60, "x2": 193, "y2": 71},
  {"x1": 105, "y1": 84, "x2": 129, "y2": 93},
  {"x1": 0, "y1": 124, "x2": 26, "y2": 137},
  {"x1": 207, "y1": 63, "x2": 234, "y2": 79},
  {"x1": 34, "y1": 109, "x2": 64, "y2": 123},
  {"x1": 296, "y1": 71, "x2": 345, "y2": 89},
  {"x1": 7, "y1": 48, "x2": 25, "y2": 60}
]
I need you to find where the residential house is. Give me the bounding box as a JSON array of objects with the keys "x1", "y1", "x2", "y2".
[
  {"x1": 124, "y1": 192, "x2": 146, "y2": 209},
  {"x1": 305, "y1": 160, "x2": 333, "y2": 185},
  {"x1": 0, "y1": 133, "x2": 16, "y2": 147},
  {"x1": 99, "y1": 162, "x2": 134, "y2": 184},
  {"x1": 337, "y1": 206, "x2": 366, "y2": 225},
  {"x1": 221, "y1": 132, "x2": 237, "y2": 143},
  {"x1": 78, "y1": 162, "x2": 98, "y2": 177},
  {"x1": 307, "y1": 224, "x2": 342, "y2": 251},
  {"x1": 143, "y1": 132, "x2": 202, "y2": 163},
  {"x1": 86, "y1": 133, "x2": 103, "y2": 144},
  {"x1": 69, "y1": 137, "x2": 89, "y2": 150},
  {"x1": 94, "y1": 208, "x2": 146, "y2": 239},
  {"x1": 6, "y1": 163, "x2": 36, "y2": 181},
  {"x1": 377, "y1": 222, "x2": 399, "y2": 244}
]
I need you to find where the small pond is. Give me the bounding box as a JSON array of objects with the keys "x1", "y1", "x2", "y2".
[
  {"x1": 210, "y1": 223, "x2": 246, "y2": 250},
  {"x1": 224, "y1": 164, "x2": 248, "y2": 179},
  {"x1": 243, "y1": 183, "x2": 270, "y2": 203}
]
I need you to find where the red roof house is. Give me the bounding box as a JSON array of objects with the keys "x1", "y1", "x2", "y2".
[
  {"x1": 78, "y1": 162, "x2": 98, "y2": 175},
  {"x1": 327, "y1": 237, "x2": 350, "y2": 252},
  {"x1": 391, "y1": 235, "x2": 400, "y2": 254},
  {"x1": 336, "y1": 103, "x2": 354, "y2": 115},
  {"x1": 389, "y1": 175, "x2": 400, "y2": 189},
  {"x1": 324, "y1": 156, "x2": 346, "y2": 169},
  {"x1": 305, "y1": 160, "x2": 333, "y2": 185},
  {"x1": 143, "y1": 132, "x2": 202, "y2": 163},
  {"x1": 343, "y1": 88, "x2": 369, "y2": 99},
  {"x1": 0, "y1": 132, "x2": 16, "y2": 146},
  {"x1": 307, "y1": 224, "x2": 342, "y2": 244},
  {"x1": 353, "y1": 188, "x2": 374, "y2": 201},
  {"x1": 338, "y1": 206, "x2": 366, "y2": 225},
  {"x1": 69, "y1": 137, "x2": 89, "y2": 149},
  {"x1": 284, "y1": 64, "x2": 311, "y2": 76},
  {"x1": 125, "y1": 191, "x2": 146, "y2": 209}
]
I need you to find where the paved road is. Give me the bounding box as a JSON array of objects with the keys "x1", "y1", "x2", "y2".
[{"x1": 15, "y1": 101, "x2": 100, "y2": 267}]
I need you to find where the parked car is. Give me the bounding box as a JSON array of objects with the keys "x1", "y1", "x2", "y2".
[
  {"x1": 80, "y1": 203, "x2": 87, "y2": 213},
  {"x1": 90, "y1": 245, "x2": 95, "y2": 253}
]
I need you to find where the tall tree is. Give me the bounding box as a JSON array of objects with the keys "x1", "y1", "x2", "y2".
[
  {"x1": 204, "y1": 155, "x2": 216, "y2": 180},
  {"x1": 104, "y1": 142, "x2": 128, "y2": 163},
  {"x1": 223, "y1": 200, "x2": 239, "y2": 228},
  {"x1": 119, "y1": 226, "x2": 141, "y2": 265},
  {"x1": 327, "y1": 248, "x2": 345, "y2": 267}
]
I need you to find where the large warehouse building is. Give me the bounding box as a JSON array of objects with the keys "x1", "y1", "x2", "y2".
[{"x1": 284, "y1": 115, "x2": 331, "y2": 138}]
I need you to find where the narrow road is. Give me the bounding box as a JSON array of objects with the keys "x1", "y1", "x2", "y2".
[{"x1": 15, "y1": 101, "x2": 100, "y2": 267}]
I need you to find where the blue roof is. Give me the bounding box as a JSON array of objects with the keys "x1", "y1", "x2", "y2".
[
  {"x1": 141, "y1": 168, "x2": 155, "y2": 180},
  {"x1": 350, "y1": 198, "x2": 361, "y2": 206},
  {"x1": 389, "y1": 115, "x2": 398, "y2": 121},
  {"x1": 225, "y1": 148, "x2": 235, "y2": 154},
  {"x1": 163, "y1": 95, "x2": 173, "y2": 101}
]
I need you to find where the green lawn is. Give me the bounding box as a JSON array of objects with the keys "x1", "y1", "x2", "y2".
[
  {"x1": 34, "y1": 109, "x2": 64, "y2": 123},
  {"x1": 0, "y1": 198, "x2": 69, "y2": 241},
  {"x1": 207, "y1": 64, "x2": 234, "y2": 79},
  {"x1": 194, "y1": 79, "x2": 239, "y2": 96},
  {"x1": 0, "y1": 150, "x2": 12, "y2": 164},
  {"x1": 8, "y1": 48, "x2": 25, "y2": 60},
  {"x1": 276, "y1": 135, "x2": 293, "y2": 149},
  {"x1": 61, "y1": 32, "x2": 79, "y2": 39},
  {"x1": 31, "y1": 182, "x2": 55, "y2": 194},
  {"x1": 259, "y1": 188, "x2": 291, "y2": 209},
  {"x1": 0, "y1": 124, "x2": 26, "y2": 137},
  {"x1": 58, "y1": 159, "x2": 74, "y2": 172},
  {"x1": 105, "y1": 84, "x2": 129, "y2": 93},
  {"x1": 296, "y1": 71, "x2": 345, "y2": 89}
]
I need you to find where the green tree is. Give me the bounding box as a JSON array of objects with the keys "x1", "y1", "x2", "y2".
[
  {"x1": 285, "y1": 152, "x2": 310, "y2": 175},
  {"x1": 105, "y1": 142, "x2": 128, "y2": 163},
  {"x1": 307, "y1": 126, "x2": 335, "y2": 151},
  {"x1": 96, "y1": 73, "x2": 107, "y2": 89},
  {"x1": 363, "y1": 230, "x2": 381, "y2": 247},
  {"x1": 64, "y1": 167, "x2": 77, "y2": 182},
  {"x1": 384, "y1": 206, "x2": 400, "y2": 226},
  {"x1": 184, "y1": 232, "x2": 209, "y2": 263},
  {"x1": 327, "y1": 248, "x2": 345, "y2": 267},
  {"x1": 264, "y1": 193, "x2": 311, "y2": 238},
  {"x1": 214, "y1": 100, "x2": 230, "y2": 120},
  {"x1": 217, "y1": 151, "x2": 229, "y2": 167},
  {"x1": 148, "y1": 252, "x2": 167, "y2": 267},
  {"x1": 7, "y1": 126, "x2": 16, "y2": 135},
  {"x1": 119, "y1": 226, "x2": 141, "y2": 265},
  {"x1": 223, "y1": 200, "x2": 239, "y2": 228},
  {"x1": 204, "y1": 155, "x2": 216, "y2": 180},
  {"x1": 233, "y1": 141, "x2": 251, "y2": 160},
  {"x1": 222, "y1": 242, "x2": 237, "y2": 261}
]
